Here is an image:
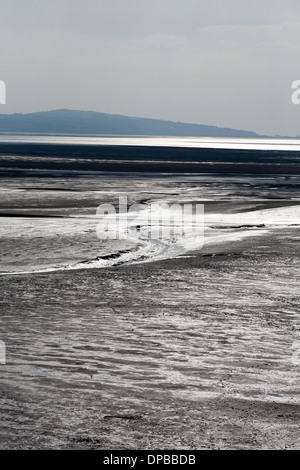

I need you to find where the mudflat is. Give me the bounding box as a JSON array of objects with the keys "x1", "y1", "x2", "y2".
[{"x1": 0, "y1": 162, "x2": 300, "y2": 449}]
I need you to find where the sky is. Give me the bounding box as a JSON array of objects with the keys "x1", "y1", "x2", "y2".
[{"x1": 0, "y1": 0, "x2": 300, "y2": 136}]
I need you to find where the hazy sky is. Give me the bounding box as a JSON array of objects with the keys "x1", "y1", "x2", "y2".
[{"x1": 1, "y1": 0, "x2": 300, "y2": 136}]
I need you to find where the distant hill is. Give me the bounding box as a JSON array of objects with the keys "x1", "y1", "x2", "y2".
[{"x1": 0, "y1": 109, "x2": 262, "y2": 138}]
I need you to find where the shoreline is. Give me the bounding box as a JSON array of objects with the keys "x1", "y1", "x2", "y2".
[
  {"x1": 1, "y1": 148, "x2": 300, "y2": 449},
  {"x1": 1, "y1": 200, "x2": 299, "y2": 275}
]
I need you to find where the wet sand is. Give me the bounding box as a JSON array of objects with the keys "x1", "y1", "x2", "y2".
[
  {"x1": 1, "y1": 229, "x2": 300, "y2": 449},
  {"x1": 0, "y1": 161, "x2": 300, "y2": 449}
]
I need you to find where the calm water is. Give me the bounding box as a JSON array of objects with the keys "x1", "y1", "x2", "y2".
[{"x1": 0, "y1": 134, "x2": 300, "y2": 151}]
